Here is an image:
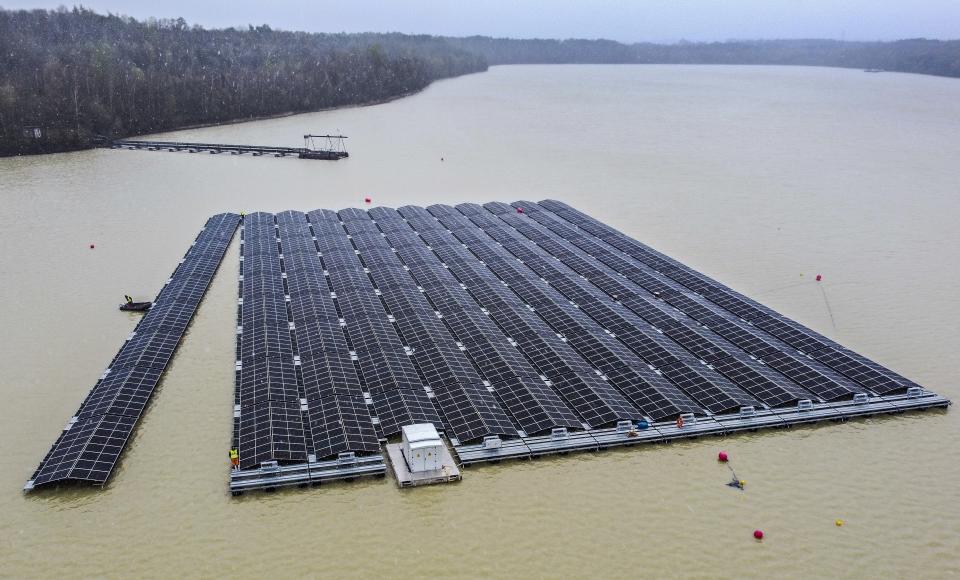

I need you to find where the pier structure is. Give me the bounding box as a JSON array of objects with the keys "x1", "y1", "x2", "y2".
[{"x1": 102, "y1": 134, "x2": 349, "y2": 160}]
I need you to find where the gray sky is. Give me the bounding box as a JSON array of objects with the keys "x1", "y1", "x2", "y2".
[{"x1": 3, "y1": 0, "x2": 959, "y2": 42}]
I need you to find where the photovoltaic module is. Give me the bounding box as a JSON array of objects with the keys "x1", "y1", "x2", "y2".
[{"x1": 25, "y1": 201, "x2": 949, "y2": 493}]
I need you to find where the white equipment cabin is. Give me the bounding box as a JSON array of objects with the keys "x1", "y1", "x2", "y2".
[{"x1": 401, "y1": 423, "x2": 443, "y2": 473}]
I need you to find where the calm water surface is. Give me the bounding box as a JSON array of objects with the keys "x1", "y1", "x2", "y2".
[{"x1": 1, "y1": 65, "x2": 959, "y2": 578}]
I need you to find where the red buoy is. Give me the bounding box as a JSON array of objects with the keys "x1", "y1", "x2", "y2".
[
  {"x1": 718, "y1": 451, "x2": 729, "y2": 462},
  {"x1": 516, "y1": 207, "x2": 524, "y2": 214},
  {"x1": 89, "y1": 244, "x2": 95, "y2": 249},
  {"x1": 816, "y1": 274, "x2": 822, "y2": 282},
  {"x1": 753, "y1": 529, "x2": 764, "y2": 540},
  {"x1": 364, "y1": 197, "x2": 372, "y2": 204}
]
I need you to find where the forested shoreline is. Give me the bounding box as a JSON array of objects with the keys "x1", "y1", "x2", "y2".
[
  {"x1": 2, "y1": 7, "x2": 959, "y2": 157},
  {"x1": 0, "y1": 7, "x2": 487, "y2": 155},
  {"x1": 447, "y1": 36, "x2": 960, "y2": 77}
]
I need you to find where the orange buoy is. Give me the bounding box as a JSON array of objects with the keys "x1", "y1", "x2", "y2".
[
  {"x1": 753, "y1": 529, "x2": 764, "y2": 540},
  {"x1": 718, "y1": 451, "x2": 728, "y2": 462}
]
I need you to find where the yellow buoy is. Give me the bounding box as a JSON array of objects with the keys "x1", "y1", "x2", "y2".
[
  {"x1": 740, "y1": 479, "x2": 746, "y2": 488},
  {"x1": 835, "y1": 519, "x2": 845, "y2": 527}
]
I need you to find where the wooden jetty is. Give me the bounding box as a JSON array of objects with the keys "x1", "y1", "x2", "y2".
[{"x1": 100, "y1": 134, "x2": 348, "y2": 160}]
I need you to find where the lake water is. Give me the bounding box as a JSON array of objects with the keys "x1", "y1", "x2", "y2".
[{"x1": 1, "y1": 65, "x2": 958, "y2": 578}]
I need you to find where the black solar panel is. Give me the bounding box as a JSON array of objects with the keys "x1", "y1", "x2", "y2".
[
  {"x1": 238, "y1": 400, "x2": 309, "y2": 469},
  {"x1": 29, "y1": 213, "x2": 239, "y2": 488},
  {"x1": 517, "y1": 199, "x2": 926, "y2": 408},
  {"x1": 659, "y1": 361, "x2": 760, "y2": 414},
  {"x1": 31, "y1": 414, "x2": 139, "y2": 486},
  {"x1": 33, "y1": 200, "x2": 936, "y2": 489},
  {"x1": 371, "y1": 387, "x2": 443, "y2": 436},
  {"x1": 810, "y1": 347, "x2": 914, "y2": 395},
  {"x1": 755, "y1": 347, "x2": 864, "y2": 401},
  {"x1": 307, "y1": 395, "x2": 381, "y2": 459},
  {"x1": 710, "y1": 355, "x2": 812, "y2": 407}
]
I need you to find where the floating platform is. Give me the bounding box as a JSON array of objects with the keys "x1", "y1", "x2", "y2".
[
  {"x1": 26, "y1": 214, "x2": 240, "y2": 491},
  {"x1": 452, "y1": 389, "x2": 949, "y2": 465},
  {"x1": 105, "y1": 136, "x2": 348, "y2": 160},
  {"x1": 385, "y1": 443, "x2": 461, "y2": 487},
  {"x1": 25, "y1": 198, "x2": 949, "y2": 495},
  {"x1": 225, "y1": 200, "x2": 948, "y2": 496},
  {"x1": 229, "y1": 454, "x2": 386, "y2": 494}
]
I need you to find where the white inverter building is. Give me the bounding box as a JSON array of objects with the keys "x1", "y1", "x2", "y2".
[{"x1": 401, "y1": 423, "x2": 443, "y2": 473}]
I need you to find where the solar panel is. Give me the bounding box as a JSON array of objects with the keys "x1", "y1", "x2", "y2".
[
  {"x1": 30, "y1": 414, "x2": 139, "y2": 486},
  {"x1": 659, "y1": 361, "x2": 760, "y2": 414},
  {"x1": 343, "y1": 211, "x2": 562, "y2": 439},
  {"x1": 810, "y1": 347, "x2": 914, "y2": 395},
  {"x1": 515, "y1": 200, "x2": 922, "y2": 405},
  {"x1": 709, "y1": 355, "x2": 812, "y2": 407},
  {"x1": 307, "y1": 395, "x2": 381, "y2": 459},
  {"x1": 441, "y1": 209, "x2": 716, "y2": 418},
  {"x1": 32, "y1": 200, "x2": 940, "y2": 490},
  {"x1": 371, "y1": 387, "x2": 441, "y2": 437},
  {"x1": 238, "y1": 400, "x2": 308, "y2": 469},
  {"x1": 29, "y1": 213, "x2": 239, "y2": 488}
]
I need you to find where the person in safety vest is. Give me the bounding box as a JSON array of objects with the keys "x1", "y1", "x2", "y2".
[{"x1": 229, "y1": 449, "x2": 240, "y2": 470}]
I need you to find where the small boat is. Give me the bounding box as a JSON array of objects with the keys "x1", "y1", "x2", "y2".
[{"x1": 120, "y1": 301, "x2": 152, "y2": 312}]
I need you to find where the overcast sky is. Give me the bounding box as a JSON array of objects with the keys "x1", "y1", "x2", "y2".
[{"x1": 3, "y1": 0, "x2": 959, "y2": 42}]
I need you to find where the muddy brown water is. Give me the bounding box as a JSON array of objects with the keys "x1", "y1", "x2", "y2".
[{"x1": 1, "y1": 65, "x2": 958, "y2": 578}]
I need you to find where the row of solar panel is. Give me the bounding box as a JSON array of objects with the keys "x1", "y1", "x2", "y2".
[
  {"x1": 237, "y1": 212, "x2": 377, "y2": 468},
  {"x1": 462, "y1": 206, "x2": 811, "y2": 414},
  {"x1": 29, "y1": 213, "x2": 239, "y2": 487},
  {"x1": 421, "y1": 205, "x2": 752, "y2": 419},
  {"x1": 233, "y1": 199, "x2": 928, "y2": 472},
  {"x1": 412, "y1": 202, "x2": 922, "y2": 424},
  {"x1": 517, "y1": 200, "x2": 921, "y2": 396},
  {"x1": 483, "y1": 204, "x2": 865, "y2": 409},
  {"x1": 308, "y1": 209, "x2": 444, "y2": 443}
]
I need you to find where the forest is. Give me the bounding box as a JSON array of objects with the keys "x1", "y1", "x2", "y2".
[
  {"x1": 448, "y1": 36, "x2": 960, "y2": 77},
  {"x1": 3, "y1": 7, "x2": 959, "y2": 156},
  {"x1": 0, "y1": 7, "x2": 487, "y2": 155}
]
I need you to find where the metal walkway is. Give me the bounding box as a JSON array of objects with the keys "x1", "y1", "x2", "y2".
[
  {"x1": 106, "y1": 135, "x2": 348, "y2": 160},
  {"x1": 452, "y1": 389, "x2": 950, "y2": 464},
  {"x1": 229, "y1": 454, "x2": 386, "y2": 494}
]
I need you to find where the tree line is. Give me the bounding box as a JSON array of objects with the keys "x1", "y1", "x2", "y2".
[
  {"x1": 447, "y1": 36, "x2": 960, "y2": 76},
  {"x1": 0, "y1": 7, "x2": 487, "y2": 155},
  {"x1": 3, "y1": 7, "x2": 959, "y2": 156}
]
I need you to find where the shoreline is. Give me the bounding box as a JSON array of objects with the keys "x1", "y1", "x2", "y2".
[
  {"x1": 1, "y1": 74, "x2": 474, "y2": 158},
  {"x1": 141, "y1": 86, "x2": 432, "y2": 139}
]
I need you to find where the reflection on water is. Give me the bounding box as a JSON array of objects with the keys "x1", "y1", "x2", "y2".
[{"x1": 1, "y1": 65, "x2": 958, "y2": 577}]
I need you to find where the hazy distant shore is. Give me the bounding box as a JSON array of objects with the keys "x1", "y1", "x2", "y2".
[{"x1": 3, "y1": 6, "x2": 958, "y2": 157}]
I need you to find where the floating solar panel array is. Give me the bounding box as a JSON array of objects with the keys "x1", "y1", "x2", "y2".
[
  {"x1": 230, "y1": 201, "x2": 947, "y2": 483},
  {"x1": 26, "y1": 213, "x2": 239, "y2": 490}
]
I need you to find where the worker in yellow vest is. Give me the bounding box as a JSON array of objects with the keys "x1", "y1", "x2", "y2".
[{"x1": 229, "y1": 449, "x2": 239, "y2": 470}]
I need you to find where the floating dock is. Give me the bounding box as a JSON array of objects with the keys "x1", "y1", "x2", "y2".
[
  {"x1": 385, "y1": 442, "x2": 461, "y2": 487},
  {"x1": 103, "y1": 134, "x2": 348, "y2": 160},
  {"x1": 227, "y1": 200, "x2": 948, "y2": 494},
  {"x1": 25, "y1": 199, "x2": 949, "y2": 495},
  {"x1": 25, "y1": 213, "x2": 239, "y2": 491}
]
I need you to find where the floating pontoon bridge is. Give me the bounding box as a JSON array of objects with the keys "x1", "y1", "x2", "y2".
[
  {"x1": 100, "y1": 134, "x2": 348, "y2": 160},
  {"x1": 26, "y1": 201, "x2": 948, "y2": 494}
]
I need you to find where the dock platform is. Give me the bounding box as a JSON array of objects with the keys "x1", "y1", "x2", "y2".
[
  {"x1": 453, "y1": 390, "x2": 949, "y2": 466},
  {"x1": 386, "y1": 443, "x2": 461, "y2": 487},
  {"x1": 229, "y1": 454, "x2": 386, "y2": 494},
  {"x1": 105, "y1": 135, "x2": 348, "y2": 160}
]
